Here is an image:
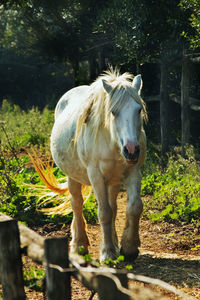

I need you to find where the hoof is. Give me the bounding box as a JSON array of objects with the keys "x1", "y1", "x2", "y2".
[
  {"x1": 70, "y1": 244, "x2": 89, "y2": 256},
  {"x1": 120, "y1": 248, "x2": 139, "y2": 262},
  {"x1": 100, "y1": 247, "x2": 120, "y2": 262}
]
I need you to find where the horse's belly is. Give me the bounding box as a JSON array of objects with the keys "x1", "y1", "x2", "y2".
[
  {"x1": 62, "y1": 163, "x2": 90, "y2": 185},
  {"x1": 52, "y1": 146, "x2": 90, "y2": 185},
  {"x1": 54, "y1": 153, "x2": 91, "y2": 185}
]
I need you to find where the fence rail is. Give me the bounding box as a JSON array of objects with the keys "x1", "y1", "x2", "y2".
[{"x1": 0, "y1": 213, "x2": 194, "y2": 300}]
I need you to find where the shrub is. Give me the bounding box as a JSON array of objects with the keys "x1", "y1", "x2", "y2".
[{"x1": 0, "y1": 146, "x2": 42, "y2": 224}]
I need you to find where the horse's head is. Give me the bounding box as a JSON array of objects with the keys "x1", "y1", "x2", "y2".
[{"x1": 103, "y1": 75, "x2": 145, "y2": 164}]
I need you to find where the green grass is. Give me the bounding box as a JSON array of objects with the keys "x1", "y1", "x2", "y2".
[
  {"x1": 142, "y1": 145, "x2": 200, "y2": 224},
  {"x1": 0, "y1": 99, "x2": 54, "y2": 152}
]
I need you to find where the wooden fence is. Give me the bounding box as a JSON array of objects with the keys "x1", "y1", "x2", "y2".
[{"x1": 0, "y1": 213, "x2": 194, "y2": 300}]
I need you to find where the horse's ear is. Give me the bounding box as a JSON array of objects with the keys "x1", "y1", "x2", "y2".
[
  {"x1": 132, "y1": 75, "x2": 143, "y2": 95},
  {"x1": 102, "y1": 79, "x2": 112, "y2": 94}
]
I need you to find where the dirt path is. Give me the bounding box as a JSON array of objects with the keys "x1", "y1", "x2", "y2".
[
  {"x1": 4, "y1": 192, "x2": 199, "y2": 300},
  {"x1": 80, "y1": 192, "x2": 200, "y2": 299}
]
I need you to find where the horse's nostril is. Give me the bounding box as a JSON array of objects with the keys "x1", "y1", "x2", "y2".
[
  {"x1": 123, "y1": 146, "x2": 129, "y2": 154},
  {"x1": 135, "y1": 145, "x2": 140, "y2": 154},
  {"x1": 123, "y1": 143, "x2": 140, "y2": 162}
]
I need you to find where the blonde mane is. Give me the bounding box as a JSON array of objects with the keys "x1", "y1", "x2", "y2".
[{"x1": 75, "y1": 68, "x2": 147, "y2": 143}]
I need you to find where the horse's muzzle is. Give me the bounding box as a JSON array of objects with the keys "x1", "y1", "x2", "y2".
[{"x1": 123, "y1": 144, "x2": 140, "y2": 164}]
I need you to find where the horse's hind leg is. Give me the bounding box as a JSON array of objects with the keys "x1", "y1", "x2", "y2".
[{"x1": 68, "y1": 177, "x2": 89, "y2": 255}]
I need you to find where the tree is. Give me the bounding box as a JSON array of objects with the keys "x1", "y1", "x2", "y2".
[
  {"x1": 0, "y1": 1, "x2": 112, "y2": 82},
  {"x1": 0, "y1": 1, "x2": 113, "y2": 107},
  {"x1": 96, "y1": 0, "x2": 190, "y2": 154},
  {"x1": 180, "y1": 0, "x2": 200, "y2": 48}
]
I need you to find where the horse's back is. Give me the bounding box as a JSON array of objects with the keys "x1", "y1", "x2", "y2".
[
  {"x1": 51, "y1": 84, "x2": 92, "y2": 184},
  {"x1": 55, "y1": 85, "x2": 89, "y2": 120}
]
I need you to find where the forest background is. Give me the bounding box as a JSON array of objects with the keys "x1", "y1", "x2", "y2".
[{"x1": 1, "y1": 0, "x2": 200, "y2": 151}]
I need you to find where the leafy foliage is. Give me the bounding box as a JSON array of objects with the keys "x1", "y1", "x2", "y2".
[
  {"x1": 142, "y1": 146, "x2": 200, "y2": 223},
  {"x1": 96, "y1": 0, "x2": 189, "y2": 67},
  {"x1": 83, "y1": 193, "x2": 98, "y2": 224},
  {"x1": 0, "y1": 146, "x2": 43, "y2": 224},
  {"x1": 23, "y1": 262, "x2": 45, "y2": 292},
  {"x1": 0, "y1": 0, "x2": 109, "y2": 69},
  {"x1": 102, "y1": 255, "x2": 133, "y2": 270},
  {"x1": 0, "y1": 100, "x2": 54, "y2": 151},
  {"x1": 103, "y1": 255, "x2": 125, "y2": 268},
  {"x1": 180, "y1": 0, "x2": 200, "y2": 48}
]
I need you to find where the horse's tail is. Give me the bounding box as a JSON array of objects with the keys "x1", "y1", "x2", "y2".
[
  {"x1": 29, "y1": 152, "x2": 68, "y2": 195},
  {"x1": 28, "y1": 152, "x2": 72, "y2": 215},
  {"x1": 28, "y1": 151, "x2": 92, "y2": 216}
]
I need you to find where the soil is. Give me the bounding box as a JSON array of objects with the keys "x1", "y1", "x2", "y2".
[{"x1": 2, "y1": 193, "x2": 200, "y2": 299}]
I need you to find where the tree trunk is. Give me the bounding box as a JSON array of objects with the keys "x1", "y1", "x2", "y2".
[
  {"x1": 89, "y1": 54, "x2": 97, "y2": 82},
  {"x1": 72, "y1": 60, "x2": 79, "y2": 86},
  {"x1": 98, "y1": 50, "x2": 106, "y2": 73},
  {"x1": 181, "y1": 56, "x2": 190, "y2": 156},
  {"x1": 160, "y1": 60, "x2": 169, "y2": 156}
]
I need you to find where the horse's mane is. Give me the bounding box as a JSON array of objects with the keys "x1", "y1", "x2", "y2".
[{"x1": 75, "y1": 68, "x2": 147, "y2": 143}]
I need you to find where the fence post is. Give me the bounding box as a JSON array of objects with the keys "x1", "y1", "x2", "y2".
[
  {"x1": 0, "y1": 219, "x2": 26, "y2": 300},
  {"x1": 44, "y1": 237, "x2": 71, "y2": 300},
  {"x1": 95, "y1": 271, "x2": 130, "y2": 300}
]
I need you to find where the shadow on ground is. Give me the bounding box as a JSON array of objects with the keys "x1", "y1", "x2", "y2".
[{"x1": 132, "y1": 254, "x2": 200, "y2": 288}]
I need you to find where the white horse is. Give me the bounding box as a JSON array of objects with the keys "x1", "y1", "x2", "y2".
[{"x1": 33, "y1": 68, "x2": 147, "y2": 261}]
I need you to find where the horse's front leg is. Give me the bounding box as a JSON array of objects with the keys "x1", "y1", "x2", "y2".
[
  {"x1": 121, "y1": 168, "x2": 143, "y2": 260},
  {"x1": 87, "y1": 166, "x2": 118, "y2": 261}
]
